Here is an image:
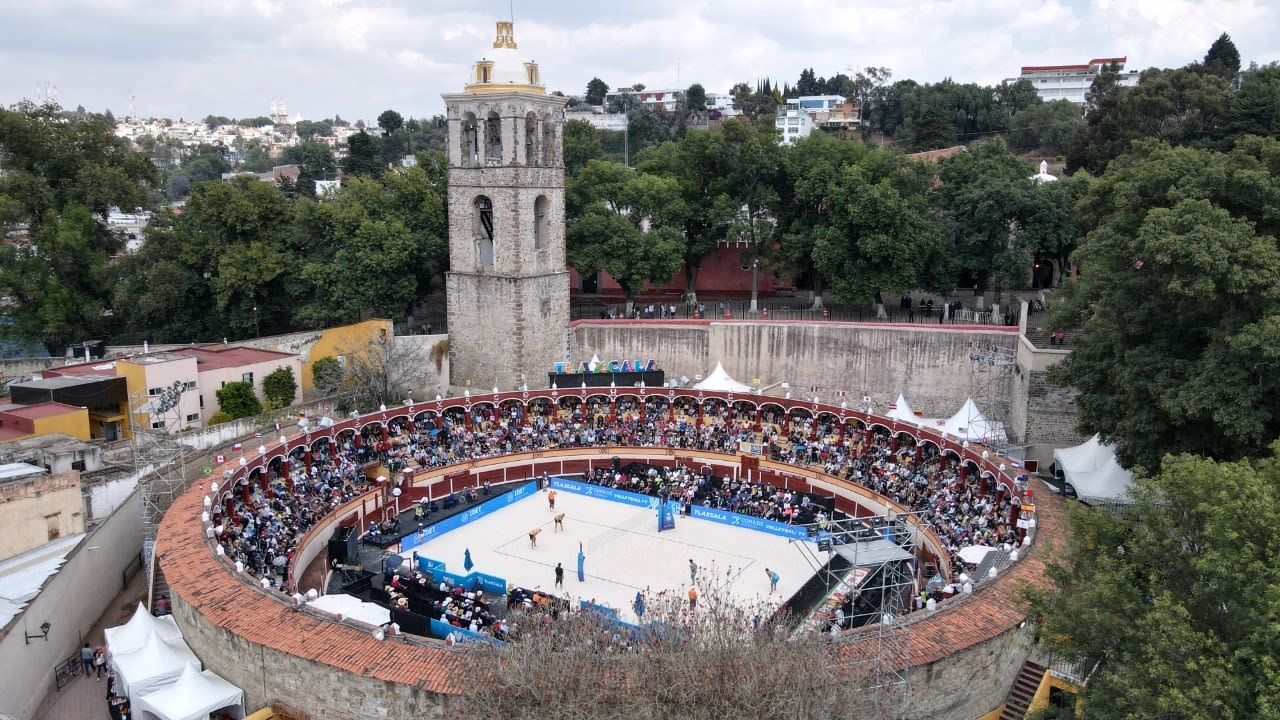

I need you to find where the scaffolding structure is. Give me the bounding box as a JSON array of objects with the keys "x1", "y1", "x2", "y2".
[
  {"x1": 128, "y1": 381, "x2": 191, "y2": 578},
  {"x1": 965, "y1": 339, "x2": 1017, "y2": 446},
  {"x1": 791, "y1": 514, "x2": 917, "y2": 717}
]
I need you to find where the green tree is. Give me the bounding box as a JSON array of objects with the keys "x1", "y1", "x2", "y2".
[
  {"x1": 262, "y1": 366, "x2": 297, "y2": 408},
  {"x1": 607, "y1": 93, "x2": 642, "y2": 115},
  {"x1": 566, "y1": 160, "x2": 685, "y2": 311},
  {"x1": 563, "y1": 119, "x2": 605, "y2": 175},
  {"x1": 933, "y1": 139, "x2": 1032, "y2": 291},
  {"x1": 1026, "y1": 448, "x2": 1280, "y2": 720},
  {"x1": 813, "y1": 164, "x2": 951, "y2": 304},
  {"x1": 1008, "y1": 100, "x2": 1085, "y2": 155},
  {"x1": 1067, "y1": 66, "x2": 1232, "y2": 174},
  {"x1": 635, "y1": 129, "x2": 737, "y2": 302},
  {"x1": 311, "y1": 355, "x2": 344, "y2": 397},
  {"x1": 342, "y1": 131, "x2": 383, "y2": 176},
  {"x1": 294, "y1": 119, "x2": 334, "y2": 141},
  {"x1": 585, "y1": 77, "x2": 610, "y2": 106},
  {"x1": 1201, "y1": 32, "x2": 1241, "y2": 80},
  {"x1": 278, "y1": 140, "x2": 337, "y2": 179},
  {"x1": 1049, "y1": 139, "x2": 1280, "y2": 470},
  {"x1": 1223, "y1": 63, "x2": 1280, "y2": 139},
  {"x1": 0, "y1": 102, "x2": 155, "y2": 352},
  {"x1": 216, "y1": 380, "x2": 262, "y2": 418},
  {"x1": 684, "y1": 83, "x2": 707, "y2": 111}
]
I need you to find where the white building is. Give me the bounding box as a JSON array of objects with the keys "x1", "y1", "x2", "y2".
[
  {"x1": 776, "y1": 102, "x2": 816, "y2": 144},
  {"x1": 604, "y1": 87, "x2": 683, "y2": 112},
  {"x1": 565, "y1": 108, "x2": 630, "y2": 131},
  {"x1": 1009, "y1": 56, "x2": 1141, "y2": 105}
]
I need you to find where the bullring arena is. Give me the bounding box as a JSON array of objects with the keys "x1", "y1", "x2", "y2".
[{"x1": 157, "y1": 385, "x2": 1063, "y2": 720}]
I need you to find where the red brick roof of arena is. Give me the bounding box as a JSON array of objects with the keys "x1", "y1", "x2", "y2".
[{"x1": 158, "y1": 450, "x2": 1063, "y2": 692}]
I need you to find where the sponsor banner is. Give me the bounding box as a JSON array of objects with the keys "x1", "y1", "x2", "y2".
[
  {"x1": 429, "y1": 618, "x2": 506, "y2": 646},
  {"x1": 549, "y1": 477, "x2": 654, "y2": 509},
  {"x1": 688, "y1": 505, "x2": 810, "y2": 540},
  {"x1": 403, "y1": 480, "x2": 538, "y2": 551}
]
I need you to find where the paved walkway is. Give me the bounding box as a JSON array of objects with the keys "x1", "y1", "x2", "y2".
[{"x1": 34, "y1": 569, "x2": 148, "y2": 720}]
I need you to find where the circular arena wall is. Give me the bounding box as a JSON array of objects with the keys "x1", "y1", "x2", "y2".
[{"x1": 157, "y1": 388, "x2": 1062, "y2": 720}]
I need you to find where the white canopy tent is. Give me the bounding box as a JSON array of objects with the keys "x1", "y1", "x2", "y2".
[
  {"x1": 309, "y1": 593, "x2": 391, "y2": 627},
  {"x1": 939, "y1": 397, "x2": 1006, "y2": 443},
  {"x1": 135, "y1": 662, "x2": 244, "y2": 720},
  {"x1": 692, "y1": 362, "x2": 753, "y2": 393},
  {"x1": 111, "y1": 628, "x2": 201, "y2": 705},
  {"x1": 1053, "y1": 434, "x2": 1133, "y2": 502},
  {"x1": 887, "y1": 394, "x2": 918, "y2": 424},
  {"x1": 104, "y1": 602, "x2": 183, "y2": 656}
]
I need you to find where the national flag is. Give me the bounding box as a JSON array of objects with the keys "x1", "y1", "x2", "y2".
[
  {"x1": 836, "y1": 390, "x2": 846, "y2": 398},
  {"x1": 231, "y1": 443, "x2": 243, "y2": 452},
  {"x1": 888, "y1": 402, "x2": 897, "y2": 410},
  {"x1": 1010, "y1": 460, "x2": 1022, "y2": 469},
  {"x1": 810, "y1": 386, "x2": 818, "y2": 394},
  {"x1": 253, "y1": 431, "x2": 262, "y2": 438},
  {"x1": 936, "y1": 419, "x2": 945, "y2": 426},
  {"x1": 214, "y1": 454, "x2": 226, "y2": 464},
  {"x1": 862, "y1": 395, "x2": 871, "y2": 404}
]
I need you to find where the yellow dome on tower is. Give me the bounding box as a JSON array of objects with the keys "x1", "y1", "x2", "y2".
[{"x1": 465, "y1": 21, "x2": 545, "y2": 94}]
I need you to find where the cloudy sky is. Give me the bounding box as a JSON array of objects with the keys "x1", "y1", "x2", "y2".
[{"x1": 3, "y1": 0, "x2": 1277, "y2": 123}]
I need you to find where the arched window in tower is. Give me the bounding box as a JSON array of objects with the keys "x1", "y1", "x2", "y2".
[
  {"x1": 461, "y1": 113, "x2": 479, "y2": 168},
  {"x1": 525, "y1": 112, "x2": 538, "y2": 166},
  {"x1": 541, "y1": 113, "x2": 555, "y2": 166},
  {"x1": 474, "y1": 196, "x2": 494, "y2": 269},
  {"x1": 486, "y1": 112, "x2": 502, "y2": 166},
  {"x1": 533, "y1": 195, "x2": 549, "y2": 250}
]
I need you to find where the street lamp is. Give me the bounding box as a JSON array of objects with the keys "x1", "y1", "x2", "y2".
[
  {"x1": 749, "y1": 259, "x2": 760, "y2": 314},
  {"x1": 253, "y1": 305, "x2": 260, "y2": 338}
]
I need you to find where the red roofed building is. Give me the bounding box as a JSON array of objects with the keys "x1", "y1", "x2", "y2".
[
  {"x1": 1008, "y1": 55, "x2": 1140, "y2": 105},
  {"x1": 179, "y1": 345, "x2": 302, "y2": 425}
]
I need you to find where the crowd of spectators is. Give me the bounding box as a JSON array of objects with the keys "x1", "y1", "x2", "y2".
[{"x1": 213, "y1": 396, "x2": 1016, "y2": 607}]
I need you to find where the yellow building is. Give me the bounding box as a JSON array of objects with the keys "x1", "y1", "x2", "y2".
[
  {"x1": 0, "y1": 402, "x2": 91, "y2": 444},
  {"x1": 300, "y1": 319, "x2": 393, "y2": 393},
  {"x1": 0, "y1": 463, "x2": 85, "y2": 562}
]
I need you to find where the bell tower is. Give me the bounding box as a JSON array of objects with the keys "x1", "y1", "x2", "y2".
[{"x1": 443, "y1": 21, "x2": 569, "y2": 390}]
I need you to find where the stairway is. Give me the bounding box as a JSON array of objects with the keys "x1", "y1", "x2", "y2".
[{"x1": 999, "y1": 659, "x2": 1047, "y2": 720}]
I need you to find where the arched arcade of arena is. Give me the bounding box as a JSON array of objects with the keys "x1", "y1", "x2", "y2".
[{"x1": 157, "y1": 388, "x2": 1060, "y2": 720}]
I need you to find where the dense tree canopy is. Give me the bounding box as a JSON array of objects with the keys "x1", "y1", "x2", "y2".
[
  {"x1": 1027, "y1": 447, "x2": 1280, "y2": 719},
  {"x1": 1049, "y1": 138, "x2": 1280, "y2": 471}
]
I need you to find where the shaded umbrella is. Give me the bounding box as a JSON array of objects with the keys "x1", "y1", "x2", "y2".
[{"x1": 463, "y1": 548, "x2": 474, "y2": 572}]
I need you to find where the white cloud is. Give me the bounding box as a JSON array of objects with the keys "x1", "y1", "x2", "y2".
[{"x1": 0, "y1": 0, "x2": 1274, "y2": 122}]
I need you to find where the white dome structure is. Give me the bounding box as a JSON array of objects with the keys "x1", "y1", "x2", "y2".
[
  {"x1": 466, "y1": 21, "x2": 544, "y2": 94},
  {"x1": 1030, "y1": 160, "x2": 1058, "y2": 184}
]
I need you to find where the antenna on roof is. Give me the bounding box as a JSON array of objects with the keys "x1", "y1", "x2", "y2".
[{"x1": 509, "y1": 0, "x2": 514, "y2": 22}]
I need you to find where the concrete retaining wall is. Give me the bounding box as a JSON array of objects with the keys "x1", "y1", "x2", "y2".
[{"x1": 570, "y1": 321, "x2": 1019, "y2": 418}]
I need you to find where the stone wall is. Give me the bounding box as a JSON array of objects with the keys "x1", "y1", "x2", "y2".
[
  {"x1": 904, "y1": 625, "x2": 1035, "y2": 719},
  {"x1": 447, "y1": 272, "x2": 570, "y2": 392},
  {"x1": 171, "y1": 595, "x2": 452, "y2": 719},
  {"x1": 1024, "y1": 370, "x2": 1086, "y2": 464},
  {"x1": 3, "y1": 490, "x2": 141, "y2": 720},
  {"x1": 571, "y1": 321, "x2": 1019, "y2": 418}
]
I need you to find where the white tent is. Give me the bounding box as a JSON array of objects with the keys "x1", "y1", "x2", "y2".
[
  {"x1": 111, "y1": 628, "x2": 201, "y2": 704},
  {"x1": 939, "y1": 397, "x2": 1006, "y2": 443},
  {"x1": 886, "y1": 394, "x2": 918, "y2": 424},
  {"x1": 135, "y1": 662, "x2": 244, "y2": 720},
  {"x1": 1053, "y1": 434, "x2": 1133, "y2": 502},
  {"x1": 104, "y1": 602, "x2": 183, "y2": 656},
  {"x1": 309, "y1": 593, "x2": 391, "y2": 627},
  {"x1": 692, "y1": 362, "x2": 753, "y2": 393}
]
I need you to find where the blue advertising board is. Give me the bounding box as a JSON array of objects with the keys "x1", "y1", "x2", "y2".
[
  {"x1": 402, "y1": 480, "x2": 538, "y2": 552},
  {"x1": 412, "y1": 557, "x2": 508, "y2": 596},
  {"x1": 688, "y1": 505, "x2": 810, "y2": 540},
  {"x1": 551, "y1": 476, "x2": 808, "y2": 541},
  {"x1": 549, "y1": 476, "x2": 657, "y2": 509},
  {"x1": 429, "y1": 618, "x2": 506, "y2": 647}
]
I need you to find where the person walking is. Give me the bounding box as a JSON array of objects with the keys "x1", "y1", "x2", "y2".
[
  {"x1": 688, "y1": 559, "x2": 698, "y2": 583},
  {"x1": 687, "y1": 585, "x2": 698, "y2": 610},
  {"x1": 554, "y1": 562, "x2": 564, "y2": 589},
  {"x1": 80, "y1": 643, "x2": 94, "y2": 676},
  {"x1": 766, "y1": 567, "x2": 780, "y2": 594},
  {"x1": 93, "y1": 646, "x2": 106, "y2": 680}
]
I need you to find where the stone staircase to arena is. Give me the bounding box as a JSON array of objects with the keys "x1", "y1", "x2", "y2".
[{"x1": 999, "y1": 658, "x2": 1048, "y2": 720}]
